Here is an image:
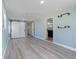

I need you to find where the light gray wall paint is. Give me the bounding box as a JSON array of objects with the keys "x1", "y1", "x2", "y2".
[
  {"x1": 2, "y1": 4, "x2": 9, "y2": 55},
  {"x1": 33, "y1": 18, "x2": 47, "y2": 40},
  {"x1": 33, "y1": 8, "x2": 76, "y2": 49},
  {"x1": 53, "y1": 9, "x2": 76, "y2": 49}
]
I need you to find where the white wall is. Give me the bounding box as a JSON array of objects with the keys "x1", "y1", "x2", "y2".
[
  {"x1": 53, "y1": 8, "x2": 76, "y2": 49},
  {"x1": 33, "y1": 18, "x2": 47, "y2": 40}
]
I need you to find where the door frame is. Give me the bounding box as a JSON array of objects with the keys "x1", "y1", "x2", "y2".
[
  {"x1": 9, "y1": 19, "x2": 27, "y2": 39},
  {"x1": 27, "y1": 21, "x2": 35, "y2": 37},
  {"x1": 46, "y1": 18, "x2": 53, "y2": 41}
]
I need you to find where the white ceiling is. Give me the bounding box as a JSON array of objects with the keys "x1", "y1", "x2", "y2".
[{"x1": 3, "y1": 0, "x2": 76, "y2": 21}]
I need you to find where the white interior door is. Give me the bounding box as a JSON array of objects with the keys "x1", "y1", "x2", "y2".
[{"x1": 12, "y1": 22, "x2": 25, "y2": 38}]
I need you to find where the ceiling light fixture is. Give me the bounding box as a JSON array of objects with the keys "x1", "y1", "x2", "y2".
[
  {"x1": 40, "y1": 0, "x2": 44, "y2": 4},
  {"x1": 48, "y1": 23, "x2": 50, "y2": 25}
]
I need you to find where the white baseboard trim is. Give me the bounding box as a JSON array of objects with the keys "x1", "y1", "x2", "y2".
[
  {"x1": 53, "y1": 42, "x2": 76, "y2": 52},
  {"x1": 34, "y1": 35, "x2": 46, "y2": 40},
  {"x1": 3, "y1": 46, "x2": 7, "y2": 58},
  {"x1": 32, "y1": 35, "x2": 76, "y2": 52},
  {"x1": 2, "y1": 39, "x2": 9, "y2": 58}
]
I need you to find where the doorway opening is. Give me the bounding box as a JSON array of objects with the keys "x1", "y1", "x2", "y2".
[
  {"x1": 47, "y1": 30, "x2": 53, "y2": 41},
  {"x1": 47, "y1": 18, "x2": 53, "y2": 41},
  {"x1": 9, "y1": 20, "x2": 27, "y2": 39},
  {"x1": 27, "y1": 21, "x2": 35, "y2": 37}
]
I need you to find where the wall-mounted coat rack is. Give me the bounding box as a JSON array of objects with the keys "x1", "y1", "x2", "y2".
[
  {"x1": 57, "y1": 25, "x2": 70, "y2": 29},
  {"x1": 58, "y1": 13, "x2": 70, "y2": 18}
]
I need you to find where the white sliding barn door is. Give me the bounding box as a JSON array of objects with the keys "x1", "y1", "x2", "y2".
[{"x1": 12, "y1": 22, "x2": 25, "y2": 38}]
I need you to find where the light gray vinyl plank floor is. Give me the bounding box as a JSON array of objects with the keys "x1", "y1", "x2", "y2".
[{"x1": 3, "y1": 37, "x2": 76, "y2": 59}]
